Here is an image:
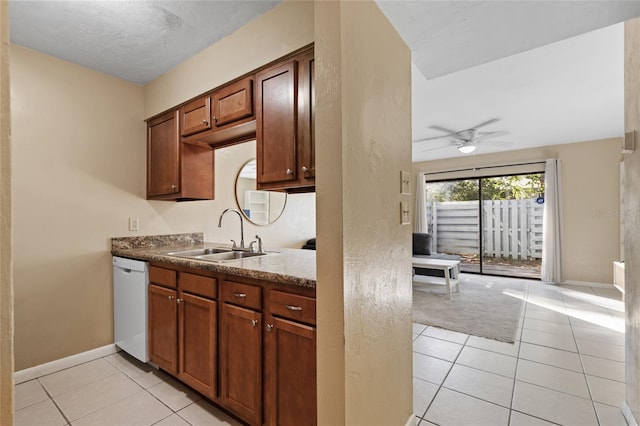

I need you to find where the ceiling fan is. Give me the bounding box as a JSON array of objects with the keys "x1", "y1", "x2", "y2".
[{"x1": 414, "y1": 118, "x2": 511, "y2": 154}]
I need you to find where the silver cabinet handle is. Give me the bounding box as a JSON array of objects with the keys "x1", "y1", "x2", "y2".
[
  {"x1": 266, "y1": 324, "x2": 273, "y2": 332},
  {"x1": 203, "y1": 119, "x2": 209, "y2": 126},
  {"x1": 176, "y1": 298, "x2": 183, "y2": 304},
  {"x1": 251, "y1": 319, "x2": 258, "y2": 327},
  {"x1": 286, "y1": 168, "x2": 293, "y2": 175},
  {"x1": 167, "y1": 295, "x2": 174, "y2": 301},
  {"x1": 212, "y1": 115, "x2": 217, "y2": 123},
  {"x1": 302, "y1": 166, "x2": 308, "y2": 172},
  {"x1": 171, "y1": 184, "x2": 177, "y2": 190},
  {"x1": 233, "y1": 292, "x2": 247, "y2": 298},
  {"x1": 285, "y1": 304, "x2": 303, "y2": 312}
]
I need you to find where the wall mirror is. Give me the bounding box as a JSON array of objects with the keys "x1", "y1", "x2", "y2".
[{"x1": 235, "y1": 159, "x2": 287, "y2": 225}]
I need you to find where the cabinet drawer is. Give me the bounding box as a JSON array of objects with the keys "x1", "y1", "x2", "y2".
[
  {"x1": 149, "y1": 266, "x2": 177, "y2": 289},
  {"x1": 221, "y1": 281, "x2": 261, "y2": 311},
  {"x1": 269, "y1": 290, "x2": 315, "y2": 325},
  {"x1": 179, "y1": 273, "x2": 217, "y2": 299}
]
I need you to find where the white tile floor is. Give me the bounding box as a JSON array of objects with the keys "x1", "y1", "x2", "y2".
[
  {"x1": 414, "y1": 277, "x2": 626, "y2": 426},
  {"x1": 14, "y1": 353, "x2": 242, "y2": 426},
  {"x1": 15, "y1": 278, "x2": 626, "y2": 426}
]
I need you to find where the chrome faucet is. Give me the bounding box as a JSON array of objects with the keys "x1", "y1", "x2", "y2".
[{"x1": 218, "y1": 208, "x2": 245, "y2": 250}]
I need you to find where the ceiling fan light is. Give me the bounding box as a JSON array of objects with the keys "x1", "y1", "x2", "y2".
[{"x1": 458, "y1": 144, "x2": 476, "y2": 154}]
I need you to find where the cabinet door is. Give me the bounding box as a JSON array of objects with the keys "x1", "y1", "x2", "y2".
[
  {"x1": 298, "y1": 48, "x2": 315, "y2": 180},
  {"x1": 178, "y1": 292, "x2": 217, "y2": 399},
  {"x1": 147, "y1": 110, "x2": 180, "y2": 197},
  {"x1": 148, "y1": 284, "x2": 178, "y2": 375},
  {"x1": 213, "y1": 78, "x2": 253, "y2": 128},
  {"x1": 180, "y1": 96, "x2": 212, "y2": 137},
  {"x1": 220, "y1": 303, "x2": 262, "y2": 425},
  {"x1": 264, "y1": 316, "x2": 316, "y2": 426},
  {"x1": 256, "y1": 60, "x2": 298, "y2": 185}
]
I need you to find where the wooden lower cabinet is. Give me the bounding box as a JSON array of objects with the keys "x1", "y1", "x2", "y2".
[
  {"x1": 149, "y1": 267, "x2": 217, "y2": 399},
  {"x1": 148, "y1": 265, "x2": 316, "y2": 426},
  {"x1": 178, "y1": 291, "x2": 217, "y2": 399},
  {"x1": 264, "y1": 317, "x2": 317, "y2": 426},
  {"x1": 219, "y1": 302, "x2": 262, "y2": 425},
  {"x1": 148, "y1": 284, "x2": 178, "y2": 375}
]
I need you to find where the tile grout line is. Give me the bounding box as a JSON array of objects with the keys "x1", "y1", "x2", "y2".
[
  {"x1": 417, "y1": 326, "x2": 470, "y2": 425},
  {"x1": 561, "y1": 285, "x2": 603, "y2": 426},
  {"x1": 35, "y1": 377, "x2": 72, "y2": 426},
  {"x1": 507, "y1": 281, "x2": 529, "y2": 425}
]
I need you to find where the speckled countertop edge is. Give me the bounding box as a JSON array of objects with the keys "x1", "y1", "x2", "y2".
[{"x1": 110, "y1": 234, "x2": 316, "y2": 289}]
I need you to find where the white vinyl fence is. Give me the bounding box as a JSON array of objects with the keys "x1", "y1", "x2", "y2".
[{"x1": 426, "y1": 199, "x2": 543, "y2": 260}]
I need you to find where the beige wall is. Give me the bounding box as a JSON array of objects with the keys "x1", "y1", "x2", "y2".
[
  {"x1": 11, "y1": 45, "x2": 146, "y2": 369},
  {"x1": 11, "y1": 0, "x2": 316, "y2": 370},
  {"x1": 144, "y1": 0, "x2": 313, "y2": 118},
  {"x1": 413, "y1": 138, "x2": 622, "y2": 284},
  {"x1": 624, "y1": 16, "x2": 640, "y2": 424},
  {"x1": 316, "y1": 2, "x2": 413, "y2": 425},
  {"x1": 1, "y1": 1, "x2": 14, "y2": 423}
]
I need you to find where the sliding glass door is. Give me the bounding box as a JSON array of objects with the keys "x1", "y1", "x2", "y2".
[
  {"x1": 426, "y1": 173, "x2": 544, "y2": 279},
  {"x1": 425, "y1": 179, "x2": 481, "y2": 273}
]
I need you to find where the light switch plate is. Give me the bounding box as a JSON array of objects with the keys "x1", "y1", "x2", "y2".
[
  {"x1": 401, "y1": 171, "x2": 410, "y2": 195},
  {"x1": 400, "y1": 201, "x2": 410, "y2": 225}
]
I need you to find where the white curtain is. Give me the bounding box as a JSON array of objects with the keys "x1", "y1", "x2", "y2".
[
  {"x1": 415, "y1": 172, "x2": 428, "y2": 233},
  {"x1": 541, "y1": 158, "x2": 563, "y2": 283}
]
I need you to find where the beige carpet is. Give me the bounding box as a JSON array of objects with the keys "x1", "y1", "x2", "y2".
[{"x1": 413, "y1": 274, "x2": 528, "y2": 343}]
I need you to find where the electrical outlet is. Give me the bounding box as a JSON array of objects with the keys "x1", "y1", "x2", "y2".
[
  {"x1": 400, "y1": 201, "x2": 410, "y2": 225},
  {"x1": 128, "y1": 217, "x2": 140, "y2": 231}
]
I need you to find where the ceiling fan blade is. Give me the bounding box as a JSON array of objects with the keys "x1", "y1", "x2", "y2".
[
  {"x1": 473, "y1": 131, "x2": 509, "y2": 141},
  {"x1": 470, "y1": 118, "x2": 499, "y2": 130},
  {"x1": 413, "y1": 134, "x2": 454, "y2": 143},
  {"x1": 421, "y1": 143, "x2": 454, "y2": 152},
  {"x1": 428, "y1": 125, "x2": 459, "y2": 135}
]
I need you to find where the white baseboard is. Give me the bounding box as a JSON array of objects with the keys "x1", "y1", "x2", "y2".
[
  {"x1": 404, "y1": 413, "x2": 417, "y2": 426},
  {"x1": 14, "y1": 344, "x2": 120, "y2": 384},
  {"x1": 561, "y1": 280, "x2": 615, "y2": 289},
  {"x1": 623, "y1": 401, "x2": 638, "y2": 426}
]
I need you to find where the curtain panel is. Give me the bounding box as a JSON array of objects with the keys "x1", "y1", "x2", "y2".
[{"x1": 541, "y1": 158, "x2": 563, "y2": 283}]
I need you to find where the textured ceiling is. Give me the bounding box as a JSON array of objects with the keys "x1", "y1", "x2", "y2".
[
  {"x1": 9, "y1": 0, "x2": 282, "y2": 85},
  {"x1": 9, "y1": 0, "x2": 640, "y2": 162},
  {"x1": 377, "y1": 0, "x2": 640, "y2": 79}
]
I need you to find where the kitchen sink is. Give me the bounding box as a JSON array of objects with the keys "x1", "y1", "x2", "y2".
[
  {"x1": 166, "y1": 248, "x2": 267, "y2": 263},
  {"x1": 196, "y1": 251, "x2": 266, "y2": 262},
  {"x1": 166, "y1": 248, "x2": 232, "y2": 257}
]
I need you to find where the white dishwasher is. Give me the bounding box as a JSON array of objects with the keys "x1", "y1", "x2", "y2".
[{"x1": 113, "y1": 256, "x2": 149, "y2": 362}]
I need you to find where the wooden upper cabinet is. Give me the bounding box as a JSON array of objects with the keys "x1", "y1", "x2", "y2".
[
  {"x1": 180, "y1": 96, "x2": 212, "y2": 137},
  {"x1": 180, "y1": 76, "x2": 256, "y2": 147},
  {"x1": 213, "y1": 77, "x2": 253, "y2": 128},
  {"x1": 298, "y1": 48, "x2": 315, "y2": 181},
  {"x1": 147, "y1": 110, "x2": 214, "y2": 201},
  {"x1": 256, "y1": 60, "x2": 298, "y2": 186},
  {"x1": 256, "y1": 46, "x2": 315, "y2": 192}
]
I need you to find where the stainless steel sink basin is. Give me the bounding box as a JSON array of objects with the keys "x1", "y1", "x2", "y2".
[
  {"x1": 166, "y1": 248, "x2": 232, "y2": 257},
  {"x1": 166, "y1": 248, "x2": 266, "y2": 263},
  {"x1": 196, "y1": 251, "x2": 266, "y2": 262}
]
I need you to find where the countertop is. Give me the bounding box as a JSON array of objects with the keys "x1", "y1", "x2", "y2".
[{"x1": 111, "y1": 233, "x2": 316, "y2": 289}]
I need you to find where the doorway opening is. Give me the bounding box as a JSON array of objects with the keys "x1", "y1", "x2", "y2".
[{"x1": 425, "y1": 172, "x2": 545, "y2": 279}]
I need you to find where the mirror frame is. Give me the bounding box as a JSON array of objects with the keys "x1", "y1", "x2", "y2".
[{"x1": 234, "y1": 159, "x2": 287, "y2": 226}]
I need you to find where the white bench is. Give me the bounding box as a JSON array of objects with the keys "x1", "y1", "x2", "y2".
[{"x1": 412, "y1": 257, "x2": 461, "y2": 299}]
